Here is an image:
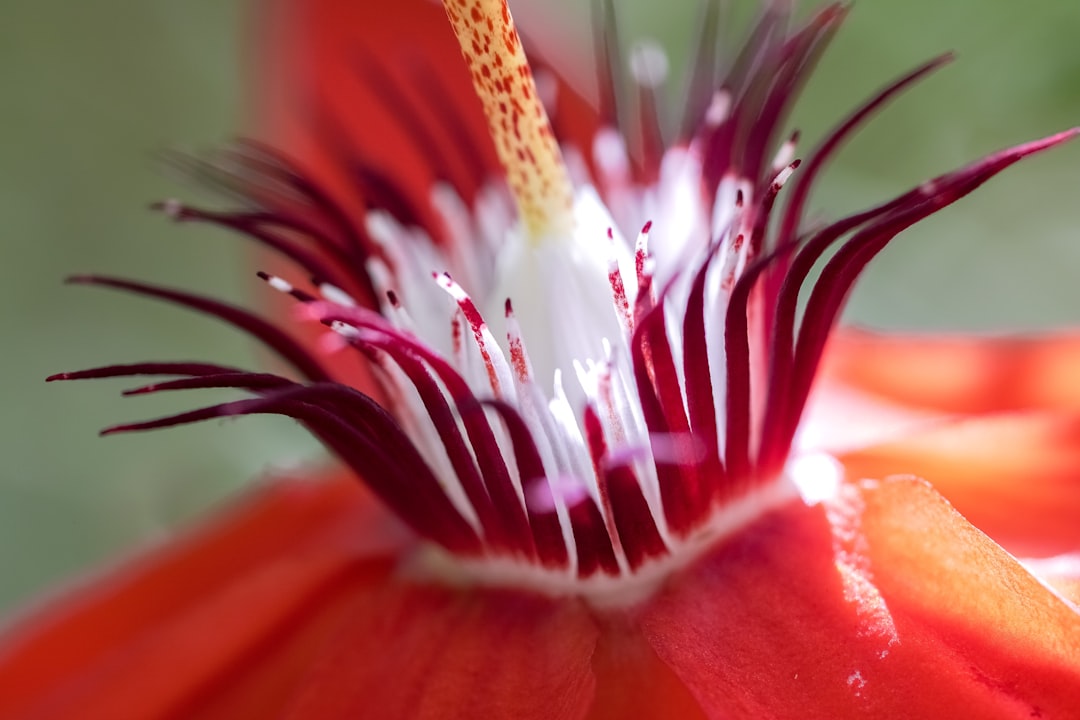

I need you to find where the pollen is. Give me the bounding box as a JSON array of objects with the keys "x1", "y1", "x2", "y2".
[{"x1": 441, "y1": 0, "x2": 574, "y2": 243}]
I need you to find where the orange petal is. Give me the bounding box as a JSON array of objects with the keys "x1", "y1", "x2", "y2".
[
  {"x1": 822, "y1": 328, "x2": 1080, "y2": 415},
  {"x1": 282, "y1": 583, "x2": 599, "y2": 720},
  {"x1": 640, "y1": 480, "x2": 1080, "y2": 718},
  {"x1": 0, "y1": 469, "x2": 409, "y2": 719},
  {"x1": 838, "y1": 411, "x2": 1080, "y2": 557}
]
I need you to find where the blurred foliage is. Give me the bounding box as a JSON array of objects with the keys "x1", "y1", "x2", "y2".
[{"x1": 1, "y1": 0, "x2": 1078, "y2": 617}]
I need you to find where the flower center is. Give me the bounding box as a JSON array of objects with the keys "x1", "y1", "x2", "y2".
[
  {"x1": 410, "y1": 0, "x2": 807, "y2": 602},
  {"x1": 56, "y1": 0, "x2": 1077, "y2": 609}
]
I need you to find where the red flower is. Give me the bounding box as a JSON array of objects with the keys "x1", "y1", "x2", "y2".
[{"x1": 3, "y1": 0, "x2": 1079, "y2": 717}]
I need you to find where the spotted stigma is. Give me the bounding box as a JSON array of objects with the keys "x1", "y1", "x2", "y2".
[{"x1": 442, "y1": 0, "x2": 575, "y2": 242}]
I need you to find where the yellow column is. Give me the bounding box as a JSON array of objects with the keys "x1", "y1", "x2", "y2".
[{"x1": 442, "y1": 0, "x2": 575, "y2": 242}]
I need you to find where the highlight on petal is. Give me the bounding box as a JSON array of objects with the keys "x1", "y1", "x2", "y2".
[
  {"x1": 838, "y1": 411, "x2": 1080, "y2": 558},
  {"x1": 640, "y1": 478, "x2": 1080, "y2": 718},
  {"x1": 1023, "y1": 554, "x2": 1080, "y2": 606},
  {"x1": 0, "y1": 470, "x2": 409, "y2": 720},
  {"x1": 823, "y1": 329, "x2": 1080, "y2": 415}
]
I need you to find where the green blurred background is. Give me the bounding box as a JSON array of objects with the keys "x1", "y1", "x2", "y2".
[{"x1": 2, "y1": 0, "x2": 1078, "y2": 618}]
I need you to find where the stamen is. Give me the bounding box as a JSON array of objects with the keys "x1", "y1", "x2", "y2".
[
  {"x1": 316, "y1": 280, "x2": 358, "y2": 307},
  {"x1": 606, "y1": 228, "x2": 634, "y2": 339},
  {"x1": 441, "y1": 0, "x2": 575, "y2": 242},
  {"x1": 256, "y1": 271, "x2": 317, "y2": 303},
  {"x1": 435, "y1": 272, "x2": 515, "y2": 399}
]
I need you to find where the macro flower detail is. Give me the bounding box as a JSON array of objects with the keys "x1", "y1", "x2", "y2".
[{"x1": 3, "y1": 0, "x2": 1080, "y2": 717}]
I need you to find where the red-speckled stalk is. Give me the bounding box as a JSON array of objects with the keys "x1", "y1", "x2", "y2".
[{"x1": 442, "y1": 0, "x2": 574, "y2": 241}]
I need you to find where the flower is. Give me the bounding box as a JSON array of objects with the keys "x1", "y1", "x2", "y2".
[{"x1": 3, "y1": 0, "x2": 1080, "y2": 717}]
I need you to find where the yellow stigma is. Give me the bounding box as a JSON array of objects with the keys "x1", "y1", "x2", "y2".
[{"x1": 442, "y1": 0, "x2": 575, "y2": 243}]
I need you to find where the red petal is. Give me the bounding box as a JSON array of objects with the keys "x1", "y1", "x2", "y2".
[
  {"x1": 586, "y1": 618, "x2": 707, "y2": 720},
  {"x1": 283, "y1": 584, "x2": 599, "y2": 719},
  {"x1": 640, "y1": 479, "x2": 1080, "y2": 718},
  {"x1": 838, "y1": 411, "x2": 1080, "y2": 557},
  {"x1": 253, "y1": 0, "x2": 498, "y2": 222},
  {"x1": 0, "y1": 469, "x2": 409, "y2": 719},
  {"x1": 822, "y1": 329, "x2": 1080, "y2": 415}
]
